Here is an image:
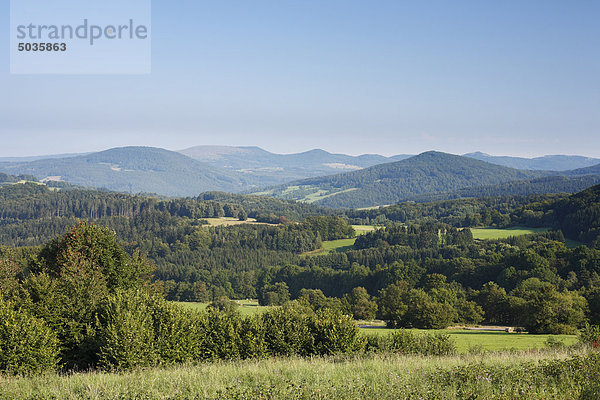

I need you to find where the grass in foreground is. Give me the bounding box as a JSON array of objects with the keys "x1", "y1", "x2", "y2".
[{"x1": 1, "y1": 349, "x2": 595, "y2": 399}]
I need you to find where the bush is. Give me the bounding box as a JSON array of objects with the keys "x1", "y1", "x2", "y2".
[
  {"x1": 260, "y1": 304, "x2": 314, "y2": 356},
  {"x1": 365, "y1": 330, "x2": 456, "y2": 356},
  {"x1": 308, "y1": 309, "x2": 366, "y2": 355},
  {"x1": 579, "y1": 323, "x2": 600, "y2": 348},
  {"x1": 97, "y1": 290, "x2": 158, "y2": 371},
  {"x1": 0, "y1": 300, "x2": 60, "y2": 375}
]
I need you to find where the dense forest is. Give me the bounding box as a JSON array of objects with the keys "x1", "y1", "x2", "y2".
[{"x1": 1, "y1": 183, "x2": 600, "y2": 340}]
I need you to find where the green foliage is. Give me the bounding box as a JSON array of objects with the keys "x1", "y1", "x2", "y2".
[
  {"x1": 37, "y1": 221, "x2": 152, "y2": 290},
  {"x1": 308, "y1": 309, "x2": 366, "y2": 355},
  {"x1": 302, "y1": 215, "x2": 355, "y2": 241},
  {"x1": 579, "y1": 323, "x2": 600, "y2": 347},
  {"x1": 259, "y1": 304, "x2": 314, "y2": 356},
  {"x1": 208, "y1": 296, "x2": 239, "y2": 313},
  {"x1": 259, "y1": 282, "x2": 290, "y2": 306},
  {"x1": 0, "y1": 299, "x2": 60, "y2": 375},
  {"x1": 97, "y1": 289, "x2": 158, "y2": 371},
  {"x1": 342, "y1": 287, "x2": 378, "y2": 320},
  {"x1": 385, "y1": 329, "x2": 456, "y2": 356},
  {"x1": 511, "y1": 278, "x2": 587, "y2": 334}
]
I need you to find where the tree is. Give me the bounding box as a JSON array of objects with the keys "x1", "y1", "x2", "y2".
[
  {"x1": 259, "y1": 282, "x2": 290, "y2": 306},
  {"x1": 377, "y1": 282, "x2": 409, "y2": 328},
  {"x1": 511, "y1": 278, "x2": 588, "y2": 334},
  {"x1": 343, "y1": 287, "x2": 377, "y2": 320}
]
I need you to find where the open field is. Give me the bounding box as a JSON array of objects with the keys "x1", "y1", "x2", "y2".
[
  {"x1": 203, "y1": 217, "x2": 277, "y2": 227},
  {"x1": 471, "y1": 227, "x2": 550, "y2": 240},
  {"x1": 303, "y1": 188, "x2": 359, "y2": 203},
  {"x1": 361, "y1": 327, "x2": 577, "y2": 353},
  {"x1": 302, "y1": 225, "x2": 377, "y2": 256},
  {"x1": 302, "y1": 238, "x2": 357, "y2": 256},
  {"x1": 471, "y1": 226, "x2": 584, "y2": 248},
  {"x1": 352, "y1": 224, "x2": 378, "y2": 234},
  {"x1": 1, "y1": 349, "x2": 595, "y2": 399}
]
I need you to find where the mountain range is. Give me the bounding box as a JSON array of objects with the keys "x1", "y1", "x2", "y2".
[
  {"x1": 1, "y1": 146, "x2": 600, "y2": 207},
  {"x1": 464, "y1": 152, "x2": 600, "y2": 171}
]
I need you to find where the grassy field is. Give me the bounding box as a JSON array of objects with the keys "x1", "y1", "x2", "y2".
[
  {"x1": 203, "y1": 217, "x2": 276, "y2": 227},
  {"x1": 361, "y1": 327, "x2": 577, "y2": 353},
  {"x1": 471, "y1": 227, "x2": 550, "y2": 240},
  {"x1": 470, "y1": 226, "x2": 584, "y2": 248},
  {"x1": 1, "y1": 349, "x2": 594, "y2": 399},
  {"x1": 352, "y1": 224, "x2": 378, "y2": 234},
  {"x1": 302, "y1": 225, "x2": 377, "y2": 256}
]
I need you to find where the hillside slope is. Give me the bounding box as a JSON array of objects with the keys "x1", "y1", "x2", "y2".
[{"x1": 253, "y1": 151, "x2": 547, "y2": 208}]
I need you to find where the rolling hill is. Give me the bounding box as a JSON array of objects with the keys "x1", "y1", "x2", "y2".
[
  {"x1": 0, "y1": 147, "x2": 260, "y2": 197},
  {"x1": 251, "y1": 151, "x2": 549, "y2": 208},
  {"x1": 179, "y1": 145, "x2": 412, "y2": 185}
]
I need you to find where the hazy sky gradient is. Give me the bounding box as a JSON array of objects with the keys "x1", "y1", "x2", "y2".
[{"x1": 1, "y1": 0, "x2": 599, "y2": 157}]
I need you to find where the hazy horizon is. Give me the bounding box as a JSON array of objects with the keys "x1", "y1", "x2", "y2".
[{"x1": 2, "y1": 144, "x2": 600, "y2": 161}]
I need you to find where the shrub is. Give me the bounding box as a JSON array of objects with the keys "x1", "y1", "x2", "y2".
[
  {"x1": 365, "y1": 329, "x2": 456, "y2": 356},
  {"x1": 198, "y1": 308, "x2": 244, "y2": 360},
  {"x1": 308, "y1": 309, "x2": 366, "y2": 355},
  {"x1": 260, "y1": 304, "x2": 314, "y2": 356},
  {"x1": 97, "y1": 290, "x2": 158, "y2": 371},
  {"x1": 579, "y1": 323, "x2": 600, "y2": 348},
  {"x1": 150, "y1": 298, "x2": 206, "y2": 364},
  {"x1": 0, "y1": 299, "x2": 60, "y2": 375}
]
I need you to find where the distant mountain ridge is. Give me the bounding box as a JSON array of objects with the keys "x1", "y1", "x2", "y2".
[
  {"x1": 464, "y1": 152, "x2": 600, "y2": 171},
  {"x1": 178, "y1": 145, "x2": 411, "y2": 184},
  {"x1": 2, "y1": 146, "x2": 600, "y2": 203}
]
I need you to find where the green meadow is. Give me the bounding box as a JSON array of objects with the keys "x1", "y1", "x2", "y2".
[
  {"x1": 470, "y1": 227, "x2": 550, "y2": 240},
  {"x1": 361, "y1": 327, "x2": 577, "y2": 353}
]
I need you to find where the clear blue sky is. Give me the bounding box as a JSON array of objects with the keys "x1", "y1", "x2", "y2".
[{"x1": 1, "y1": 0, "x2": 599, "y2": 157}]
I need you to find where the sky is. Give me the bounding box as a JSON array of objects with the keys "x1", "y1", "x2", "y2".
[{"x1": 1, "y1": 0, "x2": 599, "y2": 158}]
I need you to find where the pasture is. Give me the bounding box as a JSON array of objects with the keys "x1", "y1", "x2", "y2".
[
  {"x1": 203, "y1": 217, "x2": 276, "y2": 227},
  {"x1": 301, "y1": 225, "x2": 377, "y2": 256},
  {"x1": 470, "y1": 226, "x2": 550, "y2": 240},
  {"x1": 361, "y1": 327, "x2": 577, "y2": 353}
]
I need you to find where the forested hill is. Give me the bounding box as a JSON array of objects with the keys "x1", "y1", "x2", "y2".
[
  {"x1": 0, "y1": 183, "x2": 326, "y2": 247},
  {"x1": 405, "y1": 175, "x2": 600, "y2": 203},
  {"x1": 254, "y1": 151, "x2": 547, "y2": 208},
  {"x1": 0, "y1": 147, "x2": 260, "y2": 196},
  {"x1": 552, "y1": 184, "x2": 600, "y2": 247}
]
